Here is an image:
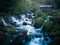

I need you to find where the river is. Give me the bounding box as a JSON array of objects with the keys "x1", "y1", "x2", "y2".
[{"x1": 1, "y1": 12, "x2": 51, "y2": 45}]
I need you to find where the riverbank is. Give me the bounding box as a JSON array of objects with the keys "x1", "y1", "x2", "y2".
[{"x1": 43, "y1": 9, "x2": 60, "y2": 45}]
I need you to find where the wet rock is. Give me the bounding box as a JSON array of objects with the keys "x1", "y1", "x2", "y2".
[
  {"x1": 34, "y1": 21, "x2": 42, "y2": 28},
  {"x1": 23, "y1": 22, "x2": 27, "y2": 25},
  {"x1": 27, "y1": 15, "x2": 32, "y2": 19},
  {"x1": 45, "y1": 37, "x2": 48, "y2": 41},
  {"x1": 11, "y1": 22, "x2": 17, "y2": 26},
  {"x1": 33, "y1": 18, "x2": 44, "y2": 28},
  {"x1": 26, "y1": 19, "x2": 28, "y2": 21}
]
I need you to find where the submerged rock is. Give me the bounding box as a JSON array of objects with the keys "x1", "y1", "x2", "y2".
[{"x1": 45, "y1": 37, "x2": 48, "y2": 41}]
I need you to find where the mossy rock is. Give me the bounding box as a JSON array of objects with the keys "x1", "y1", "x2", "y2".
[
  {"x1": 34, "y1": 18, "x2": 44, "y2": 28},
  {"x1": 9, "y1": 29, "x2": 16, "y2": 35}
]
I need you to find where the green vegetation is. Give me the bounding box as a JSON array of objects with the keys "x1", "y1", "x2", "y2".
[
  {"x1": 43, "y1": 10, "x2": 60, "y2": 45},
  {"x1": 0, "y1": 0, "x2": 41, "y2": 16},
  {"x1": 33, "y1": 12, "x2": 48, "y2": 28},
  {"x1": 32, "y1": 0, "x2": 60, "y2": 45}
]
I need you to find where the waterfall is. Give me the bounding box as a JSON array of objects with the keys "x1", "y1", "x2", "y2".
[{"x1": 1, "y1": 18, "x2": 9, "y2": 26}]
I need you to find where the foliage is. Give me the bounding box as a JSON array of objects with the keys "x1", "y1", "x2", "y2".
[
  {"x1": 43, "y1": 12, "x2": 60, "y2": 45},
  {"x1": 0, "y1": 0, "x2": 17, "y2": 12},
  {"x1": 47, "y1": 0, "x2": 60, "y2": 9},
  {"x1": 33, "y1": 12, "x2": 48, "y2": 28},
  {"x1": 0, "y1": 0, "x2": 44, "y2": 15}
]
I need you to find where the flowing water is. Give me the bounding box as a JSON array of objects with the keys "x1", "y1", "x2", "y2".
[{"x1": 1, "y1": 12, "x2": 51, "y2": 45}]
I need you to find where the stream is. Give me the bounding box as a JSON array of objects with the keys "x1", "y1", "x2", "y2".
[{"x1": 1, "y1": 12, "x2": 51, "y2": 45}]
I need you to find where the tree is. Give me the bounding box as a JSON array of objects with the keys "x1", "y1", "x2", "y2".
[
  {"x1": 0, "y1": 0, "x2": 16, "y2": 12},
  {"x1": 47, "y1": 0, "x2": 60, "y2": 9}
]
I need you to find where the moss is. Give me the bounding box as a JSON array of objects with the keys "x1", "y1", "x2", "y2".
[
  {"x1": 33, "y1": 17, "x2": 44, "y2": 28},
  {"x1": 9, "y1": 29, "x2": 16, "y2": 35}
]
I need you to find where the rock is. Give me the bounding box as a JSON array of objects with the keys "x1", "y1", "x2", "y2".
[
  {"x1": 11, "y1": 22, "x2": 17, "y2": 26},
  {"x1": 28, "y1": 15, "x2": 32, "y2": 19},
  {"x1": 45, "y1": 37, "x2": 48, "y2": 41},
  {"x1": 33, "y1": 18, "x2": 44, "y2": 28},
  {"x1": 34, "y1": 21, "x2": 42, "y2": 28},
  {"x1": 23, "y1": 22, "x2": 27, "y2": 25},
  {"x1": 34, "y1": 23, "x2": 41, "y2": 28},
  {"x1": 11, "y1": 29, "x2": 27, "y2": 45}
]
